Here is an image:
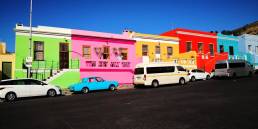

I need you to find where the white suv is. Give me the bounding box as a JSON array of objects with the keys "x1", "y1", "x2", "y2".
[
  {"x1": 188, "y1": 69, "x2": 211, "y2": 81},
  {"x1": 0, "y1": 79, "x2": 62, "y2": 101}
]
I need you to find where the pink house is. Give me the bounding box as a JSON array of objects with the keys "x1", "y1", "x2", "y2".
[{"x1": 72, "y1": 29, "x2": 140, "y2": 84}]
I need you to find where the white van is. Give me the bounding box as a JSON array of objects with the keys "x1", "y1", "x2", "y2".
[
  {"x1": 215, "y1": 59, "x2": 254, "y2": 78},
  {"x1": 133, "y1": 63, "x2": 190, "y2": 87}
]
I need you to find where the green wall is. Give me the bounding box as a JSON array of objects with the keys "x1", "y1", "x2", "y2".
[{"x1": 15, "y1": 35, "x2": 74, "y2": 79}]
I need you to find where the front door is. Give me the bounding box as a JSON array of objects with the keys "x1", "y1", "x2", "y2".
[
  {"x1": 2, "y1": 62, "x2": 12, "y2": 80},
  {"x1": 59, "y1": 43, "x2": 69, "y2": 69}
]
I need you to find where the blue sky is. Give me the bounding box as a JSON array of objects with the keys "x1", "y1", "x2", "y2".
[{"x1": 0, "y1": 0, "x2": 257, "y2": 52}]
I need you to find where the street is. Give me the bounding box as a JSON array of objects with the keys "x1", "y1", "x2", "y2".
[{"x1": 1, "y1": 75, "x2": 258, "y2": 129}]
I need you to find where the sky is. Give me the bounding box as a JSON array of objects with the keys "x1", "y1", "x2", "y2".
[{"x1": 0, "y1": 0, "x2": 257, "y2": 52}]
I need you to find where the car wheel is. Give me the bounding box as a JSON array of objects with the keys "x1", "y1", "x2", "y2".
[
  {"x1": 82, "y1": 87, "x2": 89, "y2": 94},
  {"x1": 109, "y1": 85, "x2": 116, "y2": 91},
  {"x1": 47, "y1": 89, "x2": 56, "y2": 97},
  {"x1": 179, "y1": 78, "x2": 186, "y2": 85},
  {"x1": 248, "y1": 71, "x2": 253, "y2": 77},
  {"x1": 152, "y1": 80, "x2": 159, "y2": 88},
  {"x1": 5, "y1": 92, "x2": 16, "y2": 102},
  {"x1": 191, "y1": 76, "x2": 196, "y2": 82},
  {"x1": 206, "y1": 75, "x2": 210, "y2": 80}
]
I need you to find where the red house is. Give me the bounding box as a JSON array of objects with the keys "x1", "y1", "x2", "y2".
[{"x1": 161, "y1": 28, "x2": 228, "y2": 72}]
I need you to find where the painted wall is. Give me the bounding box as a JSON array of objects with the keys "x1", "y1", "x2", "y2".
[
  {"x1": 0, "y1": 43, "x2": 15, "y2": 80},
  {"x1": 72, "y1": 29, "x2": 140, "y2": 84},
  {"x1": 239, "y1": 34, "x2": 258, "y2": 69},
  {"x1": 161, "y1": 28, "x2": 228, "y2": 72},
  {"x1": 217, "y1": 33, "x2": 239, "y2": 59}
]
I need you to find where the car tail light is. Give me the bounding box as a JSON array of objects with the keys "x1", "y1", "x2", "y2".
[{"x1": 143, "y1": 74, "x2": 146, "y2": 81}]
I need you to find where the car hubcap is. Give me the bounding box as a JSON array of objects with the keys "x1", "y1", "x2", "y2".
[
  {"x1": 83, "y1": 89, "x2": 88, "y2": 93},
  {"x1": 181, "y1": 79, "x2": 185, "y2": 84},
  {"x1": 49, "y1": 91, "x2": 55, "y2": 96},
  {"x1": 7, "y1": 94, "x2": 15, "y2": 100}
]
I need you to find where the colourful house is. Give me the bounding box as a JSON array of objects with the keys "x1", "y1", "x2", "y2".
[
  {"x1": 15, "y1": 24, "x2": 80, "y2": 88},
  {"x1": 124, "y1": 30, "x2": 197, "y2": 70},
  {"x1": 71, "y1": 29, "x2": 140, "y2": 84},
  {"x1": 217, "y1": 33, "x2": 240, "y2": 59},
  {"x1": 238, "y1": 34, "x2": 258, "y2": 69},
  {"x1": 161, "y1": 28, "x2": 228, "y2": 72},
  {"x1": 0, "y1": 42, "x2": 15, "y2": 80}
]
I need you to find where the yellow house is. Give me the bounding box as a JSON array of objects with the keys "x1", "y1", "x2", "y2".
[
  {"x1": 0, "y1": 42, "x2": 15, "y2": 80},
  {"x1": 123, "y1": 30, "x2": 197, "y2": 70}
]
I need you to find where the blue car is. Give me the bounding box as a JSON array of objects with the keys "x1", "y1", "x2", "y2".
[{"x1": 69, "y1": 77, "x2": 119, "y2": 94}]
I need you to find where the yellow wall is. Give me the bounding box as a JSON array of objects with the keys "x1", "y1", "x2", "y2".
[
  {"x1": 136, "y1": 41, "x2": 180, "y2": 62},
  {"x1": 0, "y1": 43, "x2": 16, "y2": 80}
]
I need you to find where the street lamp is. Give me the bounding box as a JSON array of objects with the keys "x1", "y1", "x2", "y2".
[{"x1": 27, "y1": 0, "x2": 33, "y2": 78}]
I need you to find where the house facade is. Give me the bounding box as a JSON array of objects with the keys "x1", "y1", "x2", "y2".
[
  {"x1": 238, "y1": 34, "x2": 258, "y2": 69},
  {"x1": 71, "y1": 29, "x2": 140, "y2": 84},
  {"x1": 124, "y1": 30, "x2": 197, "y2": 70},
  {"x1": 161, "y1": 28, "x2": 228, "y2": 72},
  {"x1": 0, "y1": 42, "x2": 15, "y2": 80},
  {"x1": 217, "y1": 33, "x2": 240, "y2": 59},
  {"x1": 15, "y1": 25, "x2": 80, "y2": 88}
]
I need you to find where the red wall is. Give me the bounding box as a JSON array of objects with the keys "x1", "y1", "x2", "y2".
[{"x1": 161, "y1": 28, "x2": 228, "y2": 72}]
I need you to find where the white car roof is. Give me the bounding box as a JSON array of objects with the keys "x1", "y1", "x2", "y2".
[{"x1": 135, "y1": 62, "x2": 180, "y2": 68}]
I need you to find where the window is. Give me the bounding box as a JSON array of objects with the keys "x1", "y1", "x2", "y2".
[
  {"x1": 147, "y1": 66, "x2": 175, "y2": 74},
  {"x1": 25, "y1": 79, "x2": 44, "y2": 85},
  {"x1": 167, "y1": 47, "x2": 173, "y2": 56},
  {"x1": 96, "y1": 77, "x2": 104, "y2": 82},
  {"x1": 256, "y1": 46, "x2": 258, "y2": 55},
  {"x1": 197, "y1": 43, "x2": 203, "y2": 53},
  {"x1": 215, "y1": 63, "x2": 227, "y2": 69},
  {"x1": 176, "y1": 66, "x2": 186, "y2": 71},
  {"x1": 186, "y1": 42, "x2": 192, "y2": 52},
  {"x1": 119, "y1": 48, "x2": 128, "y2": 60},
  {"x1": 82, "y1": 46, "x2": 91, "y2": 59},
  {"x1": 103, "y1": 46, "x2": 110, "y2": 59},
  {"x1": 229, "y1": 63, "x2": 245, "y2": 68},
  {"x1": 248, "y1": 45, "x2": 252, "y2": 52},
  {"x1": 34, "y1": 41, "x2": 44, "y2": 61},
  {"x1": 197, "y1": 69, "x2": 204, "y2": 73},
  {"x1": 219, "y1": 45, "x2": 224, "y2": 53},
  {"x1": 134, "y1": 68, "x2": 144, "y2": 75},
  {"x1": 142, "y1": 45, "x2": 148, "y2": 56},
  {"x1": 209, "y1": 44, "x2": 214, "y2": 56},
  {"x1": 155, "y1": 46, "x2": 160, "y2": 54},
  {"x1": 229, "y1": 46, "x2": 234, "y2": 55}
]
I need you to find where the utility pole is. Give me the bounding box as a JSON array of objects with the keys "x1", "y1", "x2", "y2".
[{"x1": 28, "y1": 0, "x2": 33, "y2": 78}]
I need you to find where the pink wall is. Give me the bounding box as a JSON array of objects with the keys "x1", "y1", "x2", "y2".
[{"x1": 72, "y1": 29, "x2": 140, "y2": 84}]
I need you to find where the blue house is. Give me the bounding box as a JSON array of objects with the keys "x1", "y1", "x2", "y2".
[
  {"x1": 238, "y1": 34, "x2": 258, "y2": 69},
  {"x1": 217, "y1": 33, "x2": 239, "y2": 59}
]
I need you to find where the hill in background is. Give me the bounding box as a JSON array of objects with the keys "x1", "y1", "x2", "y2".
[{"x1": 221, "y1": 20, "x2": 258, "y2": 36}]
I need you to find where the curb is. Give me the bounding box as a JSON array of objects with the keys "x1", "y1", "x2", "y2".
[{"x1": 61, "y1": 84, "x2": 135, "y2": 96}]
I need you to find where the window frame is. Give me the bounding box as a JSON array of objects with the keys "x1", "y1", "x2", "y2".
[
  {"x1": 142, "y1": 45, "x2": 148, "y2": 56},
  {"x1": 82, "y1": 45, "x2": 91, "y2": 59},
  {"x1": 33, "y1": 41, "x2": 44, "y2": 61},
  {"x1": 186, "y1": 41, "x2": 192, "y2": 52}
]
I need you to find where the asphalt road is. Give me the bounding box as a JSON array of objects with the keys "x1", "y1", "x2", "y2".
[{"x1": 1, "y1": 75, "x2": 258, "y2": 129}]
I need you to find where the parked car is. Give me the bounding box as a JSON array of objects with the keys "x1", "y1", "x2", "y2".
[
  {"x1": 69, "y1": 77, "x2": 119, "y2": 94},
  {"x1": 188, "y1": 69, "x2": 211, "y2": 81},
  {"x1": 215, "y1": 59, "x2": 254, "y2": 78},
  {"x1": 133, "y1": 63, "x2": 190, "y2": 88},
  {"x1": 0, "y1": 78, "x2": 62, "y2": 102}
]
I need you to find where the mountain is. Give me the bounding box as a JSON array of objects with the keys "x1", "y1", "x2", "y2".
[{"x1": 221, "y1": 20, "x2": 258, "y2": 36}]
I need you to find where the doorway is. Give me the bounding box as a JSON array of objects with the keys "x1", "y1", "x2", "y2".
[
  {"x1": 59, "y1": 43, "x2": 69, "y2": 69},
  {"x1": 2, "y1": 62, "x2": 12, "y2": 80}
]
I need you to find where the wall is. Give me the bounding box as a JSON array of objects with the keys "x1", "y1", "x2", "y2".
[
  {"x1": 239, "y1": 34, "x2": 258, "y2": 69},
  {"x1": 217, "y1": 33, "x2": 239, "y2": 59},
  {"x1": 72, "y1": 29, "x2": 139, "y2": 84},
  {"x1": 161, "y1": 28, "x2": 227, "y2": 72}
]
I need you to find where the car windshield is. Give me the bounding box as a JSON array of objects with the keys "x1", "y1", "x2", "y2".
[
  {"x1": 177, "y1": 66, "x2": 186, "y2": 71},
  {"x1": 134, "y1": 68, "x2": 144, "y2": 75}
]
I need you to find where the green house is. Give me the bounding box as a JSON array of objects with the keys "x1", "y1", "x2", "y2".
[{"x1": 14, "y1": 24, "x2": 80, "y2": 89}]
